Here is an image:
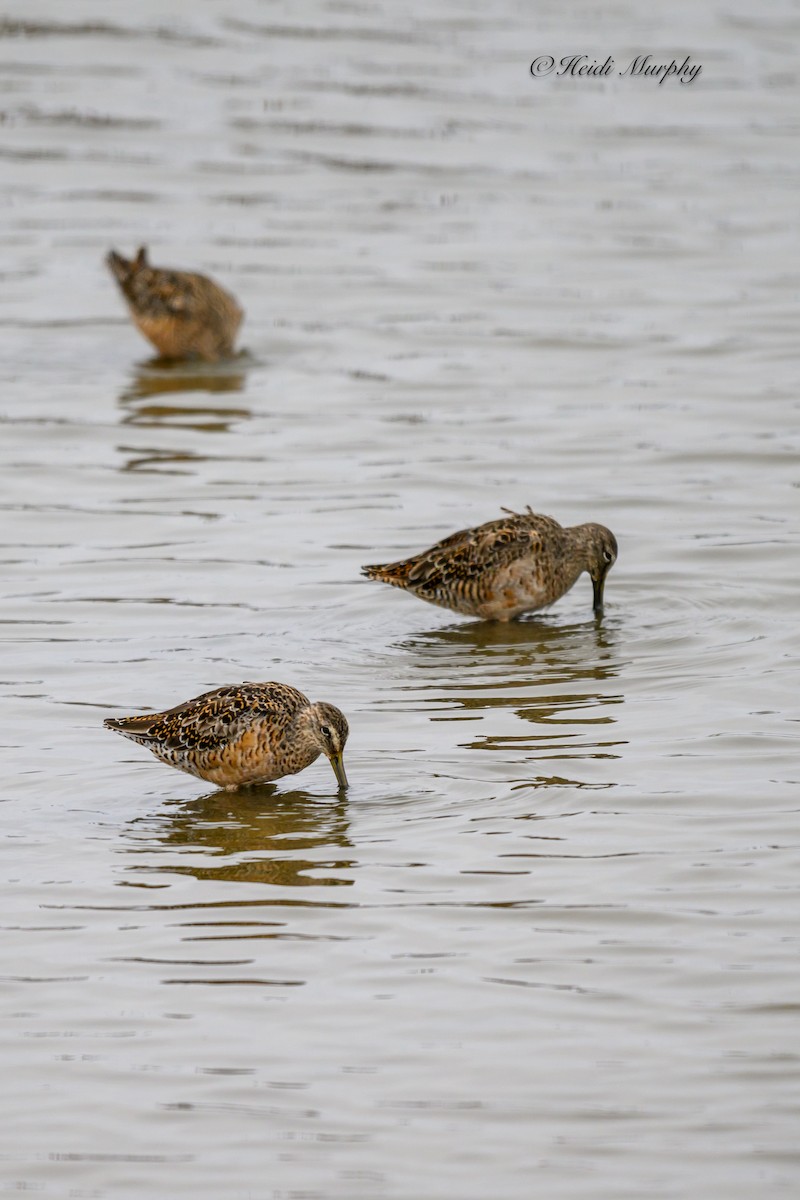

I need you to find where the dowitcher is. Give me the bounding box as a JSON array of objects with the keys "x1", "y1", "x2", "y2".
[
  {"x1": 107, "y1": 245, "x2": 243, "y2": 361},
  {"x1": 104, "y1": 682, "x2": 349, "y2": 790},
  {"x1": 362, "y1": 507, "x2": 617, "y2": 622}
]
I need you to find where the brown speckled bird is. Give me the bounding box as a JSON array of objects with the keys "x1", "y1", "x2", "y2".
[
  {"x1": 362, "y1": 507, "x2": 618, "y2": 622},
  {"x1": 107, "y1": 246, "x2": 243, "y2": 361},
  {"x1": 104, "y1": 682, "x2": 349, "y2": 791}
]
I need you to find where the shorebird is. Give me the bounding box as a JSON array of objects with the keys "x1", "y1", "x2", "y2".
[
  {"x1": 104, "y1": 682, "x2": 349, "y2": 791},
  {"x1": 107, "y1": 245, "x2": 243, "y2": 361},
  {"x1": 362, "y1": 507, "x2": 617, "y2": 622}
]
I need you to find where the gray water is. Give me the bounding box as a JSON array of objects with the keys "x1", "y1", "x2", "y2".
[{"x1": 1, "y1": 2, "x2": 799, "y2": 1197}]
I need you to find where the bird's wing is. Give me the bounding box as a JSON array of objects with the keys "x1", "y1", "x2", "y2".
[
  {"x1": 407, "y1": 519, "x2": 541, "y2": 589},
  {"x1": 136, "y1": 270, "x2": 199, "y2": 317},
  {"x1": 107, "y1": 683, "x2": 307, "y2": 752}
]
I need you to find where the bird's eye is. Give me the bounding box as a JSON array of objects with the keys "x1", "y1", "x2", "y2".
[
  {"x1": 603, "y1": 549, "x2": 614, "y2": 564},
  {"x1": 321, "y1": 725, "x2": 331, "y2": 737}
]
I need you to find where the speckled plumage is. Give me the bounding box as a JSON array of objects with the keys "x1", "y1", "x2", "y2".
[
  {"x1": 362, "y1": 507, "x2": 618, "y2": 621},
  {"x1": 104, "y1": 682, "x2": 349, "y2": 791},
  {"x1": 107, "y1": 246, "x2": 243, "y2": 361}
]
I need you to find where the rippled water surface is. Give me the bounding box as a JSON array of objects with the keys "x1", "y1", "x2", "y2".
[{"x1": 2, "y1": 2, "x2": 799, "y2": 1197}]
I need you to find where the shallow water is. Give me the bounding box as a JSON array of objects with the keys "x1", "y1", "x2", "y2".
[{"x1": 1, "y1": 2, "x2": 799, "y2": 1197}]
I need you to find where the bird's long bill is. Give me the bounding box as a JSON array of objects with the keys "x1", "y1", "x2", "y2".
[
  {"x1": 592, "y1": 573, "x2": 606, "y2": 614},
  {"x1": 328, "y1": 751, "x2": 349, "y2": 790}
]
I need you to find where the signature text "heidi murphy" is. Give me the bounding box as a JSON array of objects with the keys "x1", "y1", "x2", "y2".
[{"x1": 530, "y1": 54, "x2": 702, "y2": 85}]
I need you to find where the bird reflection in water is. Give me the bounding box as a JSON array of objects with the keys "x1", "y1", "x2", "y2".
[
  {"x1": 396, "y1": 616, "x2": 625, "y2": 789},
  {"x1": 116, "y1": 356, "x2": 252, "y2": 472},
  {"x1": 123, "y1": 787, "x2": 353, "y2": 889}
]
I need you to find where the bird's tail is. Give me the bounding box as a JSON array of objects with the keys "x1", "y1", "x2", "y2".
[
  {"x1": 104, "y1": 713, "x2": 158, "y2": 744},
  {"x1": 106, "y1": 246, "x2": 148, "y2": 286},
  {"x1": 361, "y1": 561, "x2": 409, "y2": 586}
]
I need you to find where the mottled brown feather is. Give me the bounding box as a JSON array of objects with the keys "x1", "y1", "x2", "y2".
[
  {"x1": 105, "y1": 682, "x2": 349, "y2": 790},
  {"x1": 107, "y1": 246, "x2": 243, "y2": 361},
  {"x1": 362, "y1": 508, "x2": 617, "y2": 621}
]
